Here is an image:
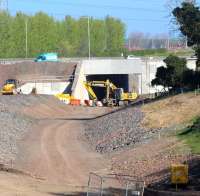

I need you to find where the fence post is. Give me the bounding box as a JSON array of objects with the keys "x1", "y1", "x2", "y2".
[
  {"x1": 141, "y1": 181, "x2": 145, "y2": 196},
  {"x1": 100, "y1": 177, "x2": 103, "y2": 196},
  {"x1": 87, "y1": 174, "x2": 91, "y2": 196},
  {"x1": 125, "y1": 183, "x2": 129, "y2": 196}
]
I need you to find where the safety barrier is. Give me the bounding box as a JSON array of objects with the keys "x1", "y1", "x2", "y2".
[
  {"x1": 84, "y1": 100, "x2": 103, "y2": 107},
  {"x1": 84, "y1": 100, "x2": 94, "y2": 106},
  {"x1": 87, "y1": 173, "x2": 145, "y2": 196},
  {"x1": 70, "y1": 99, "x2": 81, "y2": 106},
  {"x1": 55, "y1": 94, "x2": 104, "y2": 107}
]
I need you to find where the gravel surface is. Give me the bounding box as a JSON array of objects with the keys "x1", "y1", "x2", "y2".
[
  {"x1": 0, "y1": 96, "x2": 36, "y2": 165},
  {"x1": 111, "y1": 138, "x2": 190, "y2": 185},
  {"x1": 84, "y1": 106, "x2": 161, "y2": 153}
]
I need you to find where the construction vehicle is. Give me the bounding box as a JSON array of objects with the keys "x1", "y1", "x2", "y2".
[
  {"x1": 1, "y1": 79, "x2": 18, "y2": 95},
  {"x1": 84, "y1": 79, "x2": 138, "y2": 106},
  {"x1": 34, "y1": 53, "x2": 58, "y2": 62},
  {"x1": 55, "y1": 93, "x2": 71, "y2": 104}
]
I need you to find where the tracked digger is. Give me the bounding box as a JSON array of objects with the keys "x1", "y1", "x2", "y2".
[{"x1": 84, "y1": 79, "x2": 138, "y2": 106}]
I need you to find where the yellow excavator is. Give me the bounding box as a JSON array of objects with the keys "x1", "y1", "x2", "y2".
[
  {"x1": 1, "y1": 79, "x2": 18, "y2": 95},
  {"x1": 83, "y1": 79, "x2": 138, "y2": 106}
]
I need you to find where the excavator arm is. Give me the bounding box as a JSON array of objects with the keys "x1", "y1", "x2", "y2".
[
  {"x1": 83, "y1": 82, "x2": 97, "y2": 100},
  {"x1": 86, "y1": 80, "x2": 117, "y2": 90}
]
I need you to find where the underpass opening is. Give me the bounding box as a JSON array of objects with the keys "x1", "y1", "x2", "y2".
[{"x1": 86, "y1": 74, "x2": 129, "y2": 100}]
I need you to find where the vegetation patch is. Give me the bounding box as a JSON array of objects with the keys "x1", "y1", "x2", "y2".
[
  {"x1": 178, "y1": 117, "x2": 200, "y2": 154},
  {"x1": 128, "y1": 48, "x2": 193, "y2": 57}
]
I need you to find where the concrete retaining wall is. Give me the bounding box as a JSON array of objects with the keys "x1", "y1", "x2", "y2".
[
  {"x1": 71, "y1": 63, "x2": 89, "y2": 100},
  {"x1": 19, "y1": 82, "x2": 70, "y2": 95}
]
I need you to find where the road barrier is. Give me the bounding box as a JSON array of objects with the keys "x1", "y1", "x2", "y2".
[
  {"x1": 87, "y1": 173, "x2": 145, "y2": 196},
  {"x1": 84, "y1": 100, "x2": 94, "y2": 107},
  {"x1": 70, "y1": 99, "x2": 81, "y2": 106}
]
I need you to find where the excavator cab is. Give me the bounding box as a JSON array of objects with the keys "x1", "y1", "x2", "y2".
[{"x1": 113, "y1": 88, "x2": 123, "y2": 101}]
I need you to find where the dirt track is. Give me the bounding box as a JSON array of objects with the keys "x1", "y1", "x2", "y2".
[
  {"x1": 13, "y1": 97, "x2": 111, "y2": 187},
  {"x1": 0, "y1": 171, "x2": 87, "y2": 195},
  {"x1": 16, "y1": 120, "x2": 110, "y2": 185},
  {"x1": 0, "y1": 95, "x2": 112, "y2": 195}
]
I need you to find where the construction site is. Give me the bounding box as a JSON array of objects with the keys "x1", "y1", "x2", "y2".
[
  {"x1": 0, "y1": 57, "x2": 199, "y2": 196},
  {"x1": 1, "y1": 0, "x2": 200, "y2": 194}
]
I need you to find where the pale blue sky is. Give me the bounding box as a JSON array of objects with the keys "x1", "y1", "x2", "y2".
[{"x1": 7, "y1": 0, "x2": 199, "y2": 36}]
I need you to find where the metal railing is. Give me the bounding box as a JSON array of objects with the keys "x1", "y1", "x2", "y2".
[{"x1": 87, "y1": 173, "x2": 145, "y2": 196}]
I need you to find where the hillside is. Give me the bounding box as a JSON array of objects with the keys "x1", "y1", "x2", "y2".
[
  {"x1": 84, "y1": 92, "x2": 200, "y2": 192},
  {"x1": 142, "y1": 92, "x2": 200, "y2": 128},
  {"x1": 0, "y1": 62, "x2": 76, "y2": 87},
  {"x1": 178, "y1": 117, "x2": 200, "y2": 154},
  {"x1": 85, "y1": 92, "x2": 200, "y2": 154}
]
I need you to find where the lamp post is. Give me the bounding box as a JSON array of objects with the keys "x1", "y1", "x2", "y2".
[
  {"x1": 81, "y1": 16, "x2": 91, "y2": 59},
  {"x1": 25, "y1": 18, "x2": 28, "y2": 58},
  {"x1": 87, "y1": 16, "x2": 91, "y2": 60}
]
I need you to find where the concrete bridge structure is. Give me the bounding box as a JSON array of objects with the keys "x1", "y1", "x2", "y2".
[
  {"x1": 0, "y1": 57, "x2": 196, "y2": 99},
  {"x1": 72, "y1": 57, "x2": 197, "y2": 101}
]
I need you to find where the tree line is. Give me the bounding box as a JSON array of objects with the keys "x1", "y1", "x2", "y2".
[
  {"x1": 152, "y1": 2, "x2": 200, "y2": 92},
  {"x1": 152, "y1": 55, "x2": 200, "y2": 92},
  {"x1": 0, "y1": 11, "x2": 125, "y2": 58}
]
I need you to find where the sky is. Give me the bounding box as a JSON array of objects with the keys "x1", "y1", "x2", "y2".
[{"x1": 3, "y1": 0, "x2": 197, "y2": 36}]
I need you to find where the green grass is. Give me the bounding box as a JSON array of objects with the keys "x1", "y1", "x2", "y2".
[
  {"x1": 178, "y1": 117, "x2": 200, "y2": 154},
  {"x1": 128, "y1": 48, "x2": 194, "y2": 57}
]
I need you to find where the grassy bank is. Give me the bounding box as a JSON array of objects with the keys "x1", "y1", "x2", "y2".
[
  {"x1": 178, "y1": 117, "x2": 200, "y2": 154},
  {"x1": 128, "y1": 48, "x2": 194, "y2": 57}
]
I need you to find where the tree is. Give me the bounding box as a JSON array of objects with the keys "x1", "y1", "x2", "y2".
[
  {"x1": 90, "y1": 19, "x2": 106, "y2": 56},
  {"x1": 152, "y1": 55, "x2": 187, "y2": 90},
  {"x1": 57, "y1": 16, "x2": 79, "y2": 57},
  {"x1": 0, "y1": 11, "x2": 126, "y2": 58},
  {"x1": 164, "y1": 55, "x2": 187, "y2": 88},
  {"x1": 76, "y1": 17, "x2": 89, "y2": 57},
  {"x1": 128, "y1": 32, "x2": 169, "y2": 50},
  {"x1": 182, "y1": 69, "x2": 195, "y2": 88},
  {"x1": 105, "y1": 16, "x2": 125, "y2": 56},
  {"x1": 151, "y1": 66, "x2": 169, "y2": 89},
  {"x1": 29, "y1": 12, "x2": 58, "y2": 57},
  {"x1": 9, "y1": 12, "x2": 28, "y2": 58},
  {"x1": 0, "y1": 11, "x2": 12, "y2": 58},
  {"x1": 194, "y1": 71, "x2": 200, "y2": 88},
  {"x1": 173, "y1": 2, "x2": 200, "y2": 68}
]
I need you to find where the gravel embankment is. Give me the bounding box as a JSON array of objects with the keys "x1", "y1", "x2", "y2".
[
  {"x1": 84, "y1": 106, "x2": 161, "y2": 153},
  {"x1": 0, "y1": 96, "x2": 37, "y2": 165}
]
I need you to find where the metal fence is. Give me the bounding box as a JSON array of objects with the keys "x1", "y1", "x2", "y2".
[{"x1": 87, "y1": 173, "x2": 145, "y2": 196}]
